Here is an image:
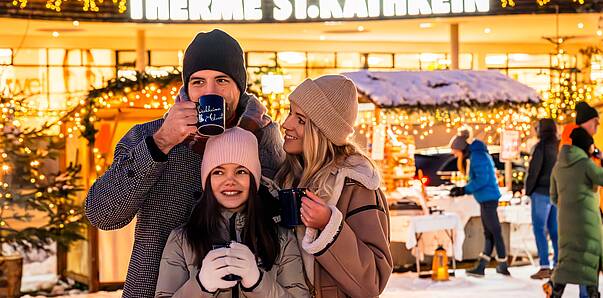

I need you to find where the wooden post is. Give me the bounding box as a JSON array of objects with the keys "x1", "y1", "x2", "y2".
[
  {"x1": 136, "y1": 29, "x2": 147, "y2": 73},
  {"x1": 88, "y1": 143, "x2": 100, "y2": 292},
  {"x1": 505, "y1": 160, "x2": 513, "y2": 191},
  {"x1": 57, "y1": 123, "x2": 68, "y2": 278},
  {"x1": 449, "y1": 23, "x2": 459, "y2": 70}
]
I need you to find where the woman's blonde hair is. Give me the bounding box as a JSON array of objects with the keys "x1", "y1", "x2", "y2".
[{"x1": 275, "y1": 119, "x2": 377, "y2": 199}]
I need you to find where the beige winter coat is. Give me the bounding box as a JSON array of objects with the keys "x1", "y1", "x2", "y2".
[
  {"x1": 155, "y1": 211, "x2": 309, "y2": 298},
  {"x1": 296, "y1": 155, "x2": 393, "y2": 298}
]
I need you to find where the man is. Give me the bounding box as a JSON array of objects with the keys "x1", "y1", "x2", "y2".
[
  {"x1": 85, "y1": 29, "x2": 285, "y2": 298},
  {"x1": 560, "y1": 101, "x2": 600, "y2": 146}
]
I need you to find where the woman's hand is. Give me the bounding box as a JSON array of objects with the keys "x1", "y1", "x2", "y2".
[{"x1": 300, "y1": 191, "x2": 332, "y2": 230}]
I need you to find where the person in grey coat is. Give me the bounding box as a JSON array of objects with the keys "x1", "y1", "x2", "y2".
[
  {"x1": 155, "y1": 128, "x2": 308, "y2": 298},
  {"x1": 85, "y1": 29, "x2": 285, "y2": 298}
]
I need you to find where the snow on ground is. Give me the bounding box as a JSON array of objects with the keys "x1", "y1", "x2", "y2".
[
  {"x1": 383, "y1": 266, "x2": 602, "y2": 298},
  {"x1": 23, "y1": 265, "x2": 603, "y2": 297},
  {"x1": 342, "y1": 70, "x2": 541, "y2": 107}
]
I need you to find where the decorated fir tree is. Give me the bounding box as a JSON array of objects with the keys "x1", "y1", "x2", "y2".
[{"x1": 0, "y1": 92, "x2": 85, "y2": 256}]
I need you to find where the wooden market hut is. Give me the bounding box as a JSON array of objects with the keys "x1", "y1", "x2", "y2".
[{"x1": 342, "y1": 70, "x2": 542, "y2": 192}]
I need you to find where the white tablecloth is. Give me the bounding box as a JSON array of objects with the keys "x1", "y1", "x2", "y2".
[
  {"x1": 389, "y1": 187, "x2": 537, "y2": 258},
  {"x1": 390, "y1": 212, "x2": 465, "y2": 261}
]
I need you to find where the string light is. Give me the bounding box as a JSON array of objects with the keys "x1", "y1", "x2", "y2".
[
  {"x1": 14, "y1": 0, "x2": 127, "y2": 13},
  {"x1": 502, "y1": 0, "x2": 584, "y2": 7}
]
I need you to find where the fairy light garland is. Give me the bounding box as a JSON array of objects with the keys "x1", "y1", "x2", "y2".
[{"x1": 13, "y1": 0, "x2": 127, "y2": 13}]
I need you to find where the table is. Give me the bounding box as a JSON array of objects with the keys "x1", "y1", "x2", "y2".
[
  {"x1": 389, "y1": 186, "x2": 536, "y2": 263},
  {"x1": 390, "y1": 212, "x2": 465, "y2": 276}
]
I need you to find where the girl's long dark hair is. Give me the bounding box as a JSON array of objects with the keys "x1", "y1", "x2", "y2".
[{"x1": 183, "y1": 175, "x2": 280, "y2": 270}]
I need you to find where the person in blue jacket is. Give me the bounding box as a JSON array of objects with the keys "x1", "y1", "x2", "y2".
[{"x1": 449, "y1": 128, "x2": 510, "y2": 277}]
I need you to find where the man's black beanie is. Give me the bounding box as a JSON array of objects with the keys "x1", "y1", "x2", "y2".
[
  {"x1": 182, "y1": 29, "x2": 247, "y2": 97},
  {"x1": 575, "y1": 101, "x2": 599, "y2": 125}
]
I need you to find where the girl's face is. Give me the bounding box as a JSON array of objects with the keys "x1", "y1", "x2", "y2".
[
  {"x1": 210, "y1": 163, "x2": 251, "y2": 211},
  {"x1": 282, "y1": 102, "x2": 306, "y2": 155}
]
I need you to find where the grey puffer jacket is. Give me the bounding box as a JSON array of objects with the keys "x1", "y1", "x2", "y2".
[
  {"x1": 155, "y1": 210, "x2": 309, "y2": 298},
  {"x1": 85, "y1": 93, "x2": 285, "y2": 298}
]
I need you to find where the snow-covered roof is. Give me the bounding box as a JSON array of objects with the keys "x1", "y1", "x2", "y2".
[{"x1": 342, "y1": 70, "x2": 542, "y2": 108}]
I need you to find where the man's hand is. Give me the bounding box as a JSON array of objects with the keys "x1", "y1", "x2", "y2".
[{"x1": 153, "y1": 101, "x2": 198, "y2": 154}]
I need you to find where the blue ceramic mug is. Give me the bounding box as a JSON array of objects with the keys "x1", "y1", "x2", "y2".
[
  {"x1": 196, "y1": 94, "x2": 225, "y2": 136},
  {"x1": 278, "y1": 188, "x2": 306, "y2": 228}
]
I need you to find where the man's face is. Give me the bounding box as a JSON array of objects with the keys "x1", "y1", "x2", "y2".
[
  {"x1": 581, "y1": 117, "x2": 600, "y2": 136},
  {"x1": 188, "y1": 69, "x2": 240, "y2": 121}
]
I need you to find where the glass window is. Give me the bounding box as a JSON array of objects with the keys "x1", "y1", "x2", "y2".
[
  {"x1": 5, "y1": 66, "x2": 48, "y2": 107},
  {"x1": 394, "y1": 54, "x2": 420, "y2": 70},
  {"x1": 277, "y1": 52, "x2": 306, "y2": 67},
  {"x1": 367, "y1": 53, "x2": 393, "y2": 68},
  {"x1": 48, "y1": 49, "x2": 66, "y2": 66},
  {"x1": 508, "y1": 54, "x2": 550, "y2": 67},
  {"x1": 420, "y1": 53, "x2": 447, "y2": 70},
  {"x1": 307, "y1": 68, "x2": 340, "y2": 79},
  {"x1": 336, "y1": 52, "x2": 361, "y2": 69},
  {"x1": 88, "y1": 67, "x2": 116, "y2": 89},
  {"x1": 0, "y1": 49, "x2": 12, "y2": 65},
  {"x1": 247, "y1": 52, "x2": 276, "y2": 67},
  {"x1": 485, "y1": 54, "x2": 507, "y2": 68},
  {"x1": 551, "y1": 53, "x2": 577, "y2": 69},
  {"x1": 508, "y1": 68, "x2": 550, "y2": 94},
  {"x1": 591, "y1": 54, "x2": 603, "y2": 81},
  {"x1": 13, "y1": 49, "x2": 47, "y2": 65},
  {"x1": 280, "y1": 68, "x2": 306, "y2": 86},
  {"x1": 83, "y1": 49, "x2": 115, "y2": 66},
  {"x1": 308, "y1": 52, "x2": 335, "y2": 68},
  {"x1": 460, "y1": 53, "x2": 473, "y2": 69},
  {"x1": 117, "y1": 50, "x2": 137, "y2": 67},
  {"x1": 150, "y1": 50, "x2": 179, "y2": 66}
]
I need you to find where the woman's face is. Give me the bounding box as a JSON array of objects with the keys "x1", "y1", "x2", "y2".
[
  {"x1": 282, "y1": 102, "x2": 306, "y2": 155},
  {"x1": 210, "y1": 163, "x2": 251, "y2": 211}
]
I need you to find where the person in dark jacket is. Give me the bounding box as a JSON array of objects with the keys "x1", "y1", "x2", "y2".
[
  {"x1": 85, "y1": 29, "x2": 285, "y2": 298},
  {"x1": 449, "y1": 130, "x2": 509, "y2": 277},
  {"x1": 524, "y1": 118, "x2": 559, "y2": 280},
  {"x1": 544, "y1": 127, "x2": 603, "y2": 298}
]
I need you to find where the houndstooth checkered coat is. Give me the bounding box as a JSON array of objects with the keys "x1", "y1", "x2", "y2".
[{"x1": 85, "y1": 94, "x2": 285, "y2": 298}]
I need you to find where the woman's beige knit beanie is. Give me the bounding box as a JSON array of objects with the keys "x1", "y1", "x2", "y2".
[{"x1": 288, "y1": 75, "x2": 358, "y2": 146}]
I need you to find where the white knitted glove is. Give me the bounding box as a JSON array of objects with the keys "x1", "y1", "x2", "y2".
[
  {"x1": 198, "y1": 247, "x2": 237, "y2": 292},
  {"x1": 225, "y1": 242, "x2": 261, "y2": 288}
]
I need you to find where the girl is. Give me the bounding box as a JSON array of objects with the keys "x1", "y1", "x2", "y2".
[
  {"x1": 448, "y1": 129, "x2": 510, "y2": 277},
  {"x1": 155, "y1": 127, "x2": 309, "y2": 298},
  {"x1": 275, "y1": 75, "x2": 393, "y2": 297}
]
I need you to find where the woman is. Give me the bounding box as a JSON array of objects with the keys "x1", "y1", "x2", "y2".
[
  {"x1": 155, "y1": 127, "x2": 309, "y2": 298},
  {"x1": 449, "y1": 129, "x2": 510, "y2": 277},
  {"x1": 524, "y1": 118, "x2": 559, "y2": 280},
  {"x1": 545, "y1": 127, "x2": 603, "y2": 298},
  {"x1": 275, "y1": 75, "x2": 393, "y2": 297}
]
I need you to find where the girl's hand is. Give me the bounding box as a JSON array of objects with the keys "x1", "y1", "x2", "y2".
[{"x1": 300, "y1": 191, "x2": 332, "y2": 230}]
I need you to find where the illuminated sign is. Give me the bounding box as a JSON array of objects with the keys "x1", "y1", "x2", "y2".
[{"x1": 130, "y1": 0, "x2": 490, "y2": 22}]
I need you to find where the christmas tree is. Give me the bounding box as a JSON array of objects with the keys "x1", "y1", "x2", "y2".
[{"x1": 0, "y1": 92, "x2": 85, "y2": 255}]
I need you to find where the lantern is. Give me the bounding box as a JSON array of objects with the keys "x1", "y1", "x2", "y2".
[{"x1": 431, "y1": 245, "x2": 449, "y2": 281}]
